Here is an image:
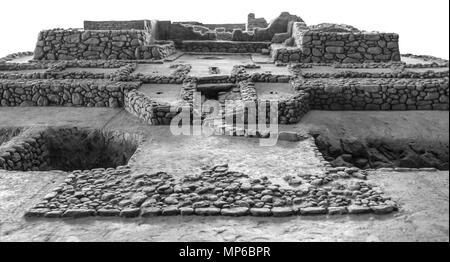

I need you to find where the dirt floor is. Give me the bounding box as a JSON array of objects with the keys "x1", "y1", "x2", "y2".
[{"x1": 0, "y1": 108, "x2": 448, "y2": 242}]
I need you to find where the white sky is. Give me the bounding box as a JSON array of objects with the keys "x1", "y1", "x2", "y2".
[{"x1": 0, "y1": 0, "x2": 448, "y2": 59}]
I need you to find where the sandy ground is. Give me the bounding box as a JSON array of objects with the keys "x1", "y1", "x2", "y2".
[{"x1": 0, "y1": 108, "x2": 448, "y2": 242}]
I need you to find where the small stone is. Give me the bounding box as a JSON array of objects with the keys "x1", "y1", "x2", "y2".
[
  {"x1": 44, "y1": 211, "x2": 63, "y2": 218},
  {"x1": 220, "y1": 207, "x2": 249, "y2": 216},
  {"x1": 141, "y1": 207, "x2": 162, "y2": 217},
  {"x1": 327, "y1": 207, "x2": 348, "y2": 215},
  {"x1": 249, "y1": 208, "x2": 271, "y2": 217},
  {"x1": 120, "y1": 208, "x2": 141, "y2": 218},
  {"x1": 97, "y1": 209, "x2": 120, "y2": 217},
  {"x1": 179, "y1": 207, "x2": 195, "y2": 216},
  {"x1": 347, "y1": 205, "x2": 371, "y2": 214},
  {"x1": 62, "y1": 209, "x2": 96, "y2": 218},
  {"x1": 25, "y1": 208, "x2": 50, "y2": 217},
  {"x1": 271, "y1": 207, "x2": 295, "y2": 217},
  {"x1": 191, "y1": 207, "x2": 219, "y2": 216},
  {"x1": 300, "y1": 207, "x2": 328, "y2": 215},
  {"x1": 371, "y1": 205, "x2": 395, "y2": 214},
  {"x1": 162, "y1": 206, "x2": 180, "y2": 216}
]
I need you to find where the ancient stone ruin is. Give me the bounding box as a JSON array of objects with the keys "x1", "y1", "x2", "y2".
[{"x1": 0, "y1": 12, "x2": 448, "y2": 221}]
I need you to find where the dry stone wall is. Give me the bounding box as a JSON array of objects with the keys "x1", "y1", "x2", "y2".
[
  {"x1": 125, "y1": 89, "x2": 181, "y2": 125},
  {"x1": 84, "y1": 20, "x2": 151, "y2": 31},
  {"x1": 0, "y1": 128, "x2": 50, "y2": 171},
  {"x1": 0, "y1": 79, "x2": 140, "y2": 107},
  {"x1": 178, "y1": 41, "x2": 270, "y2": 53},
  {"x1": 34, "y1": 29, "x2": 150, "y2": 60},
  {"x1": 297, "y1": 78, "x2": 449, "y2": 110},
  {"x1": 300, "y1": 32, "x2": 400, "y2": 63}
]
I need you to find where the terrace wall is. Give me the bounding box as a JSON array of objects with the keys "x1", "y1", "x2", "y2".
[
  {"x1": 297, "y1": 78, "x2": 449, "y2": 110},
  {"x1": 34, "y1": 29, "x2": 149, "y2": 60},
  {"x1": 0, "y1": 79, "x2": 140, "y2": 107},
  {"x1": 299, "y1": 32, "x2": 401, "y2": 63},
  {"x1": 0, "y1": 128, "x2": 49, "y2": 171}
]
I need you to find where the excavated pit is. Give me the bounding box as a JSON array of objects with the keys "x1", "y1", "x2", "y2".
[
  {"x1": 313, "y1": 133, "x2": 449, "y2": 170},
  {"x1": 42, "y1": 128, "x2": 141, "y2": 172}
]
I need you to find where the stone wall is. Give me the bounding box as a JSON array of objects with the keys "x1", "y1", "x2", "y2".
[
  {"x1": 0, "y1": 79, "x2": 140, "y2": 107},
  {"x1": 270, "y1": 44, "x2": 302, "y2": 63},
  {"x1": 0, "y1": 128, "x2": 49, "y2": 171},
  {"x1": 124, "y1": 89, "x2": 181, "y2": 125},
  {"x1": 274, "y1": 91, "x2": 310, "y2": 124},
  {"x1": 297, "y1": 78, "x2": 449, "y2": 110},
  {"x1": 300, "y1": 32, "x2": 401, "y2": 63},
  {"x1": 178, "y1": 40, "x2": 270, "y2": 53},
  {"x1": 135, "y1": 41, "x2": 176, "y2": 60},
  {"x1": 84, "y1": 20, "x2": 151, "y2": 31},
  {"x1": 34, "y1": 29, "x2": 149, "y2": 60}
]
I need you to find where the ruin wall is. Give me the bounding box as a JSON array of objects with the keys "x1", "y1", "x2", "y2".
[
  {"x1": 298, "y1": 78, "x2": 449, "y2": 110},
  {"x1": 299, "y1": 32, "x2": 401, "y2": 63},
  {"x1": 34, "y1": 29, "x2": 150, "y2": 60},
  {"x1": 84, "y1": 20, "x2": 151, "y2": 31},
  {"x1": 0, "y1": 79, "x2": 140, "y2": 107}
]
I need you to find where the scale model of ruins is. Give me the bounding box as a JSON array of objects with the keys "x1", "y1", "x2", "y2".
[{"x1": 0, "y1": 12, "x2": 448, "y2": 219}]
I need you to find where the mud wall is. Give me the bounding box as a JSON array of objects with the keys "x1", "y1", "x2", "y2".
[
  {"x1": 34, "y1": 29, "x2": 149, "y2": 60},
  {"x1": 0, "y1": 128, "x2": 50, "y2": 171},
  {"x1": 0, "y1": 79, "x2": 140, "y2": 107}
]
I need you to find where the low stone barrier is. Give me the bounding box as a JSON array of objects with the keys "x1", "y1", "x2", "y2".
[
  {"x1": 124, "y1": 89, "x2": 182, "y2": 125},
  {"x1": 296, "y1": 78, "x2": 449, "y2": 110},
  {"x1": 178, "y1": 40, "x2": 271, "y2": 53},
  {"x1": 0, "y1": 79, "x2": 140, "y2": 107}
]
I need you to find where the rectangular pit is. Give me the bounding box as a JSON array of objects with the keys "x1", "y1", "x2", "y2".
[
  {"x1": 0, "y1": 127, "x2": 141, "y2": 172},
  {"x1": 60, "y1": 68, "x2": 119, "y2": 74}
]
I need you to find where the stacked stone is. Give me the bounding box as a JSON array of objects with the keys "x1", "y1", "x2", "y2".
[
  {"x1": 110, "y1": 64, "x2": 136, "y2": 81},
  {"x1": 270, "y1": 44, "x2": 302, "y2": 63},
  {"x1": 0, "y1": 128, "x2": 50, "y2": 171},
  {"x1": 24, "y1": 163, "x2": 398, "y2": 218},
  {"x1": 0, "y1": 63, "x2": 47, "y2": 71},
  {"x1": 300, "y1": 32, "x2": 401, "y2": 63},
  {"x1": 124, "y1": 90, "x2": 181, "y2": 125},
  {"x1": 135, "y1": 41, "x2": 176, "y2": 60},
  {"x1": 301, "y1": 70, "x2": 449, "y2": 79},
  {"x1": 239, "y1": 81, "x2": 258, "y2": 101},
  {"x1": 297, "y1": 78, "x2": 449, "y2": 110},
  {"x1": 34, "y1": 29, "x2": 148, "y2": 60},
  {"x1": 0, "y1": 51, "x2": 34, "y2": 63},
  {"x1": 0, "y1": 79, "x2": 140, "y2": 107},
  {"x1": 178, "y1": 40, "x2": 270, "y2": 53}
]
